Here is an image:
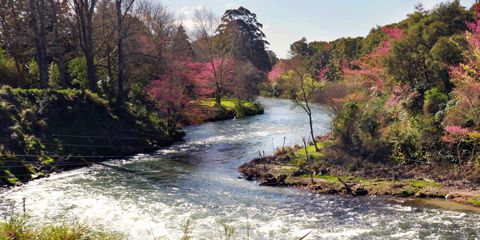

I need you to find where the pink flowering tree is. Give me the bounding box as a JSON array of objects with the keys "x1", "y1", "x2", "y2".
[
  {"x1": 341, "y1": 27, "x2": 404, "y2": 99},
  {"x1": 446, "y1": 4, "x2": 480, "y2": 129},
  {"x1": 186, "y1": 58, "x2": 235, "y2": 103},
  {"x1": 441, "y1": 4, "x2": 480, "y2": 162},
  {"x1": 146, "y1": 62, "x2": 193, "y2": 135}
]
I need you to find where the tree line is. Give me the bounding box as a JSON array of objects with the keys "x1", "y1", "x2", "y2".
[
  {"x1": 267, "y1": 1, "x2": 480, "y2": 176},
  {"x1": 0, "y1": 1, "x2": 274, "y2": 108}
]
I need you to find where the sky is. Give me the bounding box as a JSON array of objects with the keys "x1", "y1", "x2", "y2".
[{"x1": 161, "y1": 0, "x2": 477, "y2": 58}]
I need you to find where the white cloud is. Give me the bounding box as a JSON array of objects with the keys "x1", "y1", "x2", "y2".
[
  {"x1": 175, "y1": 19, "x2": 197, "y2": 32},
  {"x1": 179, "y1": 4, "x2": 204, "y2": 16}
]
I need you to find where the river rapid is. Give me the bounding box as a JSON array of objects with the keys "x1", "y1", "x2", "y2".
[{"x1": 1, "y1": 98, "x2": 479, "y2": 239}]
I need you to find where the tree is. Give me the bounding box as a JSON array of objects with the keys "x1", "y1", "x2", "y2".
[
  {"x1": 135, "y1": 0, "x2": 175, "y2": 78},
  {"x1": 172, "y1": 25, "x2": 193, "y2": 59},
  {"x1": 194, "y1": 8, "x2": 235, "y2": 105},
  {"x1": 94, "y1": 0, "x2": 116, "y2": 97},
  {"x1": 231, "y1": 59, "x2": 264, "y2": 100},
  {"x1": 446, "y1": 3, "x2": 480, "y2": 129},
  {"x1": 217, "y1": 6, "x2": 271, "y2": 71},
  {"x1": 386, "y1": 0, "x2": 470, "y2": 98},
  {"x1": 0, "y1": 0, "x2": 31, "y2": 87},
  {"x1": 115, "y1": 0, "x2": 135, "y2": 105},
  {"x1": 146, "y1": 62, "x2": 192, "y2": 135},
  {"x1": 72, "y1": 0, "x2": 98, "y2": 92},
  {"x1": 267, "y1": 50, "x2": 278, "y2": 67},
  {"x1": 47, "y1": 0, "x2": 71, "y2": 88},
  {"x1": 290, "y1": 37, "x2": 312, "y2": 57},
  {"x1": 287, "y1": 57, "x2": 323, "y2": 151},
  {"x1": 28, "y1": 0, "x2": 49, "y2": 88}
]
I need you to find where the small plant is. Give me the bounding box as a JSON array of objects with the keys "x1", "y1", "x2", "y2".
[{"x1": 181, "y1": 219, "x2": 192, "y2": 240}]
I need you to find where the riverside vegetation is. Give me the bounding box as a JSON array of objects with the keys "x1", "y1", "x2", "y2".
[
  {"x1": 2, "y1": 0, "x2": 480, "y2": 238},
  {"x1": 0, "y1": 0, "x2": 268, "y2": 237},
  {"x1": 0, "y1": 0, "x2": 270, "y2": 186},
  {"x1": 243, "y1": 1, "x2": 480, "y2": 209}
]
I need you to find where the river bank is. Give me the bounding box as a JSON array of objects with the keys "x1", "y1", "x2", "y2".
[
  {"x1": 239, "y1": 136, "x2": 480, "y2": 209},
  {"x1": 0, "y1": 87, "x2": 263, "y2": 186},
  {"x1": 183, "y1": 98, "x2": 264, "y2": 125},
  {"x1": 2, "y1": 97, "x2": 479, "y2": 239}
]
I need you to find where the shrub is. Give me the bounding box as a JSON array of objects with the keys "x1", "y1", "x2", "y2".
[
  {"x1": 48, "y1": 63, "x2": 61, "y2": 88},
  {"x1": 385, "y1": 119, "x2": 423, "y2": 163},
  {"x1": 423, "y1": 88, "x2": 448, "y2": 115}
]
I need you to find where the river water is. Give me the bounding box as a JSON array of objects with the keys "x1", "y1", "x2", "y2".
[{"x1": 1, "y1": 98, "x2": 479, "y2": 239}]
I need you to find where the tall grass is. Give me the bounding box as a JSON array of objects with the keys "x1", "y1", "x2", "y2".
[{"x1": 0, "y1": 215, "x2": 123, "y2": 240}]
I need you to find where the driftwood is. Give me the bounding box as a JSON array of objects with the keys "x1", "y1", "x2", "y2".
[{"x1": 338, "y1": 178, "x2": 354, "y2": 196}]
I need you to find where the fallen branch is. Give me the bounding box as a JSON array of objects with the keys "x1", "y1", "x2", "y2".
[{"x1": 338, "y1": 178, "x2": 353, "y2": 196}]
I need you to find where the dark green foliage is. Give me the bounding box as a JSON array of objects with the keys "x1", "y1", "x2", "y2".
[
  {"x1": 290, "y1": 37, "x2": 313, "y2": 57},
  {"x1": 0, "y1": 49, "x2": 18, "y2": 86},
  {"x1": 218, "y1": 7, "x2": 272, "y2": 71},
  {"x1": 386, "y1": 0, "x2": 471, "y2": 96},
  {"x1": 0, "y1": 86, "x2": 181, "y2": 185},
  {"x1": 333, "y1": 100, "x2": 391, "y2": 161},
  {"x1": 333, "y1": 102, "x2": 359, "y2": 147},
  {"x1": 330, "y1": 37, "x2": 364, "y2": 61},
  {"x1": 423, "y1": 88, "x2": 448, "y2": 115},
  {"x1": 360, "y1": 26, "x2": 388, "y2": 56}
]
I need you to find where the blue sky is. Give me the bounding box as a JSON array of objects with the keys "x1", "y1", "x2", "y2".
[{"x1": 161, "y1": 0, "x2": 476, "y2": 58}]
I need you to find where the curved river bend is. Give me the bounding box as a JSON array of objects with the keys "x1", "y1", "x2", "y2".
[{"x1": 1, "y1": 98, "x2": 479, "y2": 239}]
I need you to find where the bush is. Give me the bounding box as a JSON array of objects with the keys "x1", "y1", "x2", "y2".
[
  {"x1": 48, "y1": 63, "x2": 61, "y2": 88},
  {"x1": 385, "y1": 119, "x2": 424, "y2": 163},
  {"x1": 423, "y1": 88, "x2": 448, "y2": 115}
]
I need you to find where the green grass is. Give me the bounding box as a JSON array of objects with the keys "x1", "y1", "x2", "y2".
[
  {"x1": 467, "y1": 197, "x2": 480, "y2": 207},
  {"x1": 287, "y1": 140, "x2": 333, "y2": 166},
  {"x1": 0, "y1": 216, "x2": 122, "y2": 240},
  {"x1": 407, "y1": 179, "x2": 441, "y2": 188},
  {"x1": 198, "y1": 98, "x2": 253, "y2": 110}
]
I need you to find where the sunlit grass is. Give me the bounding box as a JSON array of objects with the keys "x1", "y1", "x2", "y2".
[
  {"x1": 0, "y1": 215, "x2": 123, "y2": 240},
  {"x1": 287, "y1": 140, "x2": 333, "y2": 165},
  {"x1": 197, "y1": 98, "x2": 254, "y2": 110}
]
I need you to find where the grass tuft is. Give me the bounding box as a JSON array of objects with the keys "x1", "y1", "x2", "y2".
[{"x1": 0, "y1": 215, "x2": 123, "y2": 240}]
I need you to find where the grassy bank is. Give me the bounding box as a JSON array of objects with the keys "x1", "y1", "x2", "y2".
[
  {"x1": 0, "y1": 87, "x2": 184, "y2": 186},
  {"x1": 0, "y1": 216, "x2": 122, "y2": 240},
  {"x1": 184, "y1": 98, "x2": 264, "y2": 124},
  {"x1": 239, "y1": 136, "x2": 480, "y2": 208}
]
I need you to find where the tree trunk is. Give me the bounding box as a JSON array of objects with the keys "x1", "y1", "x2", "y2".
[
  {"x1": 116, "y1": 0, "x2": 125, "y2": 105},
  {"x1": 48, "y1": 0, "x2": 68, "y2": 88},
  {"x1": 85, "y1": 9, "x2": 97, "y2": 92},
  {"x1": 308, "y1": 111, "x2": 319, "y2": 152},
  {"x1": 30, "y1": 0, "x2": 49, "y2": 88},
  {"x1": 299, "y1": 71, "x2": 318, "y2": 152},
  {"x1": 14, "y1": 60, "x2": 25, "y2": 87},
  {"x1": 85, "y1": 52, "x2": 97, "y2": 91},
  {"x1": 215, "y1": 92, "x2": 221, "y2": 106},
  {"x1": 73, "y1": 0, "x2": 97, "y2": 92}
]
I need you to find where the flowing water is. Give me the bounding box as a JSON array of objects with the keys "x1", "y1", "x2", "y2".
[{"x1": 1, "y1": 98, "x2": 479, "y2": 239}]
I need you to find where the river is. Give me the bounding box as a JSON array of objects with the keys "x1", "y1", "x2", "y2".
[{"x1": 1, "y1": 98, "x2": 479, "y2": 239}]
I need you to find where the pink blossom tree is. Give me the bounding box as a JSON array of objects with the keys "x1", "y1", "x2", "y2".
[
  {"x1": 446, "y1": 4, "x2": 480, "y2": 128},
  {"x1": 146, "y1": 60, "x2": 194, "y2": 135},
  {"x1": 193, "y1": 9, "x2": 236, "y2": 105}
]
